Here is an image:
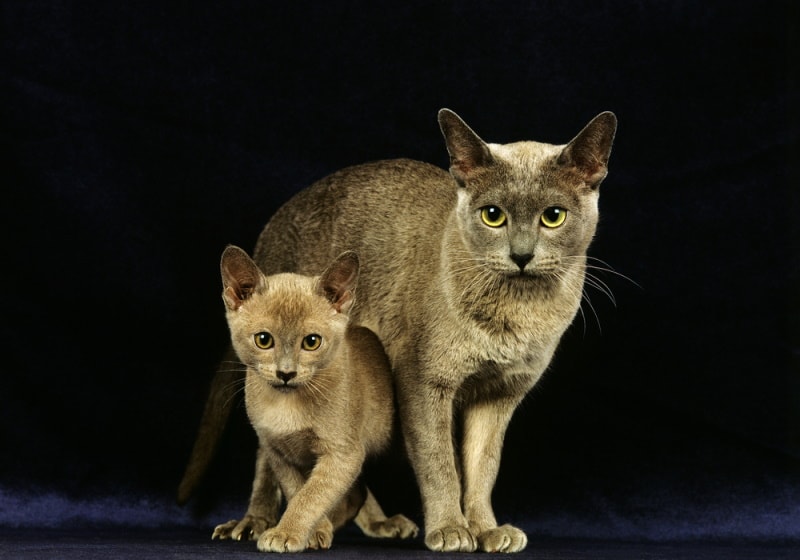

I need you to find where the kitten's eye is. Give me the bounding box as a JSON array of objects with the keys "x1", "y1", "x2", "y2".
[
  {"x1": 541, "y1": 207, "x2": 567, "y2": 228},
  {"x1": 480, "y1": 206, "x2": 507, "y2": 228},
  {"x1": 302, "y1": 334, "x2": 322, "y2": 351},
  {"x1": 254, "y1": 332, "x2": 274, "y2": 349}
]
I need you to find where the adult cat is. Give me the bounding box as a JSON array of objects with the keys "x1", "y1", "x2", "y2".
[
  {"x1": 180, "y1": 108, "x2": 616, "y2": 552},
  {"x1": 215, "y1": 246, "x2": 417, "y2": 552}
]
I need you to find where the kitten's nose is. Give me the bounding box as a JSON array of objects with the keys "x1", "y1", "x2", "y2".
[
  {"x1": 510, "y1": 253, "x2": 533, "y2": 270},
  {"x1": 276, "y1": 371, "x2": 297, "y2": 384}
]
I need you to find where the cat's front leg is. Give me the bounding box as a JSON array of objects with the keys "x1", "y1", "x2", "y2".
[
  {"x1": 460, "y1": 381, "x2": 533, "y2": 553},
  {"x1": 395, "y1": 369, "x2": 476, "y2": 552},
  {"x1": 212, "y1": 444, "x2": 281, "y2": 541}
]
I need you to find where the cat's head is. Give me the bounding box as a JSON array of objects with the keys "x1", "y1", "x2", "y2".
[
  {"x1": 220, "y1": 245, "x2": 359, "y2": 392},
  {"x1": 438, "y1": 109, "x2": 616, "y2": 282}
]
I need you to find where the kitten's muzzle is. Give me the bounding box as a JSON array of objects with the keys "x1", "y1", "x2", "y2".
[
  {"x1": 271, "y1": 371, "x2": 299, "y2": 392},
  {"x1": 276, "y1": 370, "x2": 297, "y2": 384}
]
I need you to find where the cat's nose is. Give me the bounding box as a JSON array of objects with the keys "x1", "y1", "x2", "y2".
[
  {"x1": 510, "y1": 253, "x2": 533, "y2": 270},
  {"x1": 276, "y1": 371, "x2": 297, "y2": 384}
]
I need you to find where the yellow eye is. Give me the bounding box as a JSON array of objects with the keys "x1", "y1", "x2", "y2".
[
  {"x1": 480, "y1": 206, "x2": 507, "y2": 228},
  {"x1": 541, "y1": 207, "x2": 567, "y2": 228},
  {"x1": 302, "y1": 334, "x2": 322, "y2": 351},
  {"x1": 254, "y1": 332, "x2": 274, "y2": 349}
]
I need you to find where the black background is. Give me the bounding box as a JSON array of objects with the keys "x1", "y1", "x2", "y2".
[{"x1": 2, "y1": 0, "x2": 798, "y2": 543}]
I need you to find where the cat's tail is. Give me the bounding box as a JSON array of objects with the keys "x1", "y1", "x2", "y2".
[{"x1": 177, "y1": 344, "x2": 244, "y2": 505}]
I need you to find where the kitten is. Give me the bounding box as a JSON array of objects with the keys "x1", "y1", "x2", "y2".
[
  {"x1": 213, "y1": 245, "x2": 417, "y2": 552},
  {"x1": 181, "y1": 108, "x2": 616, "y2": 553}
]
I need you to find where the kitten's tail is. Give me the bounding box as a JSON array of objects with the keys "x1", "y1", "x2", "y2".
[{"x1": 177, "y1": 345, "x2": 243, "y2": 505}]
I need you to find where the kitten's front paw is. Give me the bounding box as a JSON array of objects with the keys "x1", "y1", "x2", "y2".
[
  {"x1": 360, "y1": 514, "x2": 419, "y2": 539},
  {"x1": 212, "y1": 514, "x2": 273, "y2": 541},
  {"x1": 425, "y1": 525, "x2": 477, "y2": 552},
  {"x1": 478, "y1": 524, "x2": 528, "y2": 553},
  {"x1": 257, "y1": 527, "x2": 308, "y2": 553}
]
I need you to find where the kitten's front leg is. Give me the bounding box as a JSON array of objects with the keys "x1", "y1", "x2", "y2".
[
  {"x1": 257, "y1": 451, "x2": 363, "y2": 552},
  {"x1": 212, "y1": 444, "x2": 281, "y2": 541},
  {"x1": 461, "y1": 382, "x2": 533, "y2": 553},
  {"x1": 395, "y1": 369, "x2": 476, "y2": 552}
]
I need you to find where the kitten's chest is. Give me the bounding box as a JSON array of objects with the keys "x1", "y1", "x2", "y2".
[
  {"x1": 246, "y1": 388, "x2": 313, "y2": 436},
  {"x1": 266, "y1": 428, "x2": 321, "y2": 471}
]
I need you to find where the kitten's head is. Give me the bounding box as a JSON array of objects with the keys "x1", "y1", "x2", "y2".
[
  {"x1": 439, "y1": 109, "x2": 616, "y2": 283},
  {"x1": 220, "y1": 246, "x2": 359, "y2": 392}
]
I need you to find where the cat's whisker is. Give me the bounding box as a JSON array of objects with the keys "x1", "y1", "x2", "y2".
[
  {"x1": 564, "y1": 255, "x2": 642, "y2": 290},
  {"x1": 579, "y1": 288, "x2": 603, "y2": 334},
  {"x1": 583, "y1": 272, "x2": 617, "y2": 307}
]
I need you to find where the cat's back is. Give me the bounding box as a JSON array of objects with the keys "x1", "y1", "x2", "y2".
[{"x1": 255, "y1": 158, "x2": 454, "y2": 276}]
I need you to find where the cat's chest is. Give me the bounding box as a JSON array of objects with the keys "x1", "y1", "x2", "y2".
[{"x1": 439, "y1": 297, "x2": 572, "y2": 376}]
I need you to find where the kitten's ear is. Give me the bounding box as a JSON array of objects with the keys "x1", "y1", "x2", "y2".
[
  {"x1": 438, "y1": 108, "x2": 493, "y2": 186},
  {"x1": 317, "y1": 251, "x2": 360, "y2": 314},
  {"x1": 557, "y1": 111, "x2": 617, "y2": 189},
  {"x1": 220, "y1": 245, "x2": 265, "y2": 311}
]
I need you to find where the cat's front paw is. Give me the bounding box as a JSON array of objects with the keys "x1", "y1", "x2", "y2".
[
  {"x1": 212, "y1": 514, "x2": 273, "y2": 541},
  {"x1": 478, "y1": 524, "x2": 528, "y2": 553},
  {"x1": 257, "y1": 527, "x2": 309, "y2": 553},
  {"x1": 424, "y1": 525, "x2": 477, "y2": 552},
  {"x1": 360, "y1": 514, "x2": 419, "y2": 539}
]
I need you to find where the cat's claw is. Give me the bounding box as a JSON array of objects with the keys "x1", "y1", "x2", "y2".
[
  {"x1": 425, "y1": 525, "x2": 478, "y2": 552},
  {"x1": 478, "y1": 524, "x2": 528, "y2": 553},
  {"x1": 212, "y1": 514, "x2": 274, "y2": 541}
]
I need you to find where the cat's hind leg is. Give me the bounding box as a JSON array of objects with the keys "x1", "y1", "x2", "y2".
[
  {"x1": 354, "y1": 487, "x2": 419, "y2": 539},
  {"x1": 212, "y1": 444, "x2": 282, "y2": 541}
]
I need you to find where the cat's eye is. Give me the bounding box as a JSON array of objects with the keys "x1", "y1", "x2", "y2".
[
  {"x1": 540, "y1": 207, "x2": 567, "y2": 228},
  {"x1": 480, "y1": 206, "x2": 507, "y2": 228},
  {"x1": 302, "y1": 334, "x2": 322, "y2": 351},
  {"x1": 254, "y1": 332, "x2": 274, "y2": 349}
]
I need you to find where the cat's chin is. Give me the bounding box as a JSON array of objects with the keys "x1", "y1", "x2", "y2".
[
  {"x1": 269, "y1": 383, "x2": 299, "y2": 393},
  {"x1": 502, "y1": 269, "x2": 545, "y2": 280}
]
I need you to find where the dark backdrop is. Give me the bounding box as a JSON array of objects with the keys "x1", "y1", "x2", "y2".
[{"x1": 2, "y1": 0, "x2": 798, "y2": 548}]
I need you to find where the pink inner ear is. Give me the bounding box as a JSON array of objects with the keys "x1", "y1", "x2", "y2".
[
  {"x1": 452, "y1": 157, "x2": 474, "y2": 178},
  {"x1": 223, "y1": 286, "x2": 243, "y2": 310},
  {"x1": 333, "y1": 290, "x2": 353, "y2": 313},
  {"x1": 584, "y1": 163, "x2": 608, "y2": 185}
]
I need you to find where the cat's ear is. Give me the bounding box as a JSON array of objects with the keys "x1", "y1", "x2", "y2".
[
  {"x1": 220, "y1": 245, "x2": 265, "y2": 311},
  {"x1": 557, "y1": 111, "x2": 617, "y2": 189},
  {"x1": 317, "y1": 251, "x2": 359, "y2": 314},
  {"x1": 438, "y1": 108, "x2": 493, "y2": 186}
]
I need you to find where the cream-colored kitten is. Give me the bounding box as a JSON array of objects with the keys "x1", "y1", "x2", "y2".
[{"x1": 213, "y1": 245, "x2": 417, "y2": 552}]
